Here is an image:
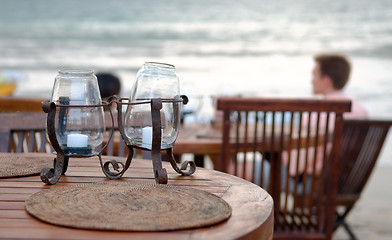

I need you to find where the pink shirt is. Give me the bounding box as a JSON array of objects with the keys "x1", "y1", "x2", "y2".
[{"x1": 324, "y1": 91, "x2": 368, "y2": 119}]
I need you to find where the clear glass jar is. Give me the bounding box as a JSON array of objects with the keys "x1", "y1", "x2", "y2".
[
  {"x1": 124, "y1": 62, "x2": 182, "y2": 150},
  {"x1": 50, "y1": 69, "x2": 105, "y2": 156}
]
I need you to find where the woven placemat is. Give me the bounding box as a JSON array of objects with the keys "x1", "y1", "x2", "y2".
[
  {"x1": 25, "y1": 182, "x2": 232, "y2": 231},
  {"x1": 0, "y1": 154, "x2": 53, "y2": 178}
]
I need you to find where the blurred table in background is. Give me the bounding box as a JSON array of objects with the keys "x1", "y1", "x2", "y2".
[{"x1": 174, "y1": 122, "x2": 222, "y2": 167}]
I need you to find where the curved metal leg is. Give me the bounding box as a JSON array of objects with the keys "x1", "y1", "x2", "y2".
[
  {"x1": 154, "y1": 167, "x2": 168, "y2": 184},
  {"x1": 62, "y1": 156, "x2": 69, "y2": 174},
  {"x1": 150, "y1": 146, "x2": 168, "y2": 184},
  {"x1": 150, "y1": 98, "x2": 168, "y2": 184},
  {"x1": 40, "y1": 153, "x2": 66, "y2": 185},
  {"x1": 42, "y1": 100, "x2": 68, "y2": 184},
  {"x1": 166, "y1": 148, "x2": 196, "y2": 176},
  {"x1": 99, "y1": 146, "x2": 134, "y2": 179}
]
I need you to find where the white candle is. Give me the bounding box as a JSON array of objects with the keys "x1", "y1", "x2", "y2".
[
  {"x1": 142, "y1": 127, "x2": 163, "y2": 146},
  {"x1": 67, "y1": 133, "x2": 88, "y2": 148},
  {"x1": 142, "y1": 127, "x2": 153, "y2": 145}
]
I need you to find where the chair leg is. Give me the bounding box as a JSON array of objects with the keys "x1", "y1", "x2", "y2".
[
  {"x1": 341, "y1": 220, "x2": 358, "y2": 240},
  {"x1": 335, "y1": 213, "x2": 358, "y2": 240}
]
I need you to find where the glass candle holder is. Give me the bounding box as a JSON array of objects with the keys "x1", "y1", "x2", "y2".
[
  {"x1": 50, "y1": 69, "x2": 105, "y2": 156},
  {"x1": 112, "y1": 62, "x2": 195, "y2": 184},
  {"x1": 124, "y1": 62, "x2": 182, "y2": 150}
]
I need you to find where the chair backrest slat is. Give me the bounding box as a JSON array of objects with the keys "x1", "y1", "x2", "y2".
[
  {"x1": 16, "y1": 131, "x2": 25, "y2": 153},
  {"x1": 27, "y1": 130, "x2": 37, "y2": 152},
  {"x1": 39, "y1": 130, "x2": 47, "y2": 152}
]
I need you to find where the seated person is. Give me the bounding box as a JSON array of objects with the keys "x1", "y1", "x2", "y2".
[
  {"x1": 311, "y1": 54, "x2": 368, "y2": 119},
  {"x1": 284, "y1": 54, "x2": 368, "y2": 192}
]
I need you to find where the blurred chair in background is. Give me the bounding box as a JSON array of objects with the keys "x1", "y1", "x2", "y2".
[
  {"x1": 0, "y1": 112, "x2": 48, "y2": 153},
  {"x1": 335, "y1": 119, "x2": 392, "y2": 240},
  {"x1": 217, "y1": 97, "x2": 351, "y2": 240}
]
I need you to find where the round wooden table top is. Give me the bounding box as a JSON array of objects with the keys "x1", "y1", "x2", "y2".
[{"x1": 0, "y1": 152, "x2": 274, "y2": 240}]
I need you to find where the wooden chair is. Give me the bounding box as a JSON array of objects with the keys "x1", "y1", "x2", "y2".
[
  {"x1": 0, "y1": 112, "x2": 49, "y2": 153},
  {"x1": 334, "y1": 119, "x2": 392, "y2": 239},
  {"x1": 217, "y1": 97, "x2": 351, "y2": 240},
  {"x1": 0, "y1": 97, "x2": 50, "y2": 152}
]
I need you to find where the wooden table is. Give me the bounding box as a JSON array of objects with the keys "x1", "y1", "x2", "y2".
[{"x1": 0, "y1": 153, "x2": 274, "y2": 240}]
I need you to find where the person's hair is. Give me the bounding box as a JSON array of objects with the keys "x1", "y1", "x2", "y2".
[
  {"x1": 314, "y1": 54, "x2": 351, "y2": 90},
  {"x1": 96, "y1": 72, "x2": 121, "y2": 98}
]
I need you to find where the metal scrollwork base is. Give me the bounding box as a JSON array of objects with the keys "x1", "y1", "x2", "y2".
[
  {"x1": 98, "y1": 147, "x2": 134, "y2": 179},
  {"x1": 166, "y1": 148, "x2": 196, "y2": 176},
  {"x1": 41, "y1": 99, "x2": 118, "y2": 185},
  {"x1": 40, "y1": 153, "x2": 69, "y2": 185},
  {"x1": 115, "y1": 96, "x2": 196, "y2": 184}
]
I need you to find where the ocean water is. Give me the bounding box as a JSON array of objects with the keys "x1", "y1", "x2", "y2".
[{"x1": 1, "y1": 0, "x2": 392, "y2": 164}]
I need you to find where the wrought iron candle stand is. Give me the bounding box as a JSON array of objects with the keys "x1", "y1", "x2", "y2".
[
  {"x1": 40, "y1": 99, "x2": 124, "y2": 184},
  {"x1": 113, "y1": 95, "x2": 196, "y2": 184},
  {"x1": 41, "y1": 95, "x2": 196, "y2": 185}
]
